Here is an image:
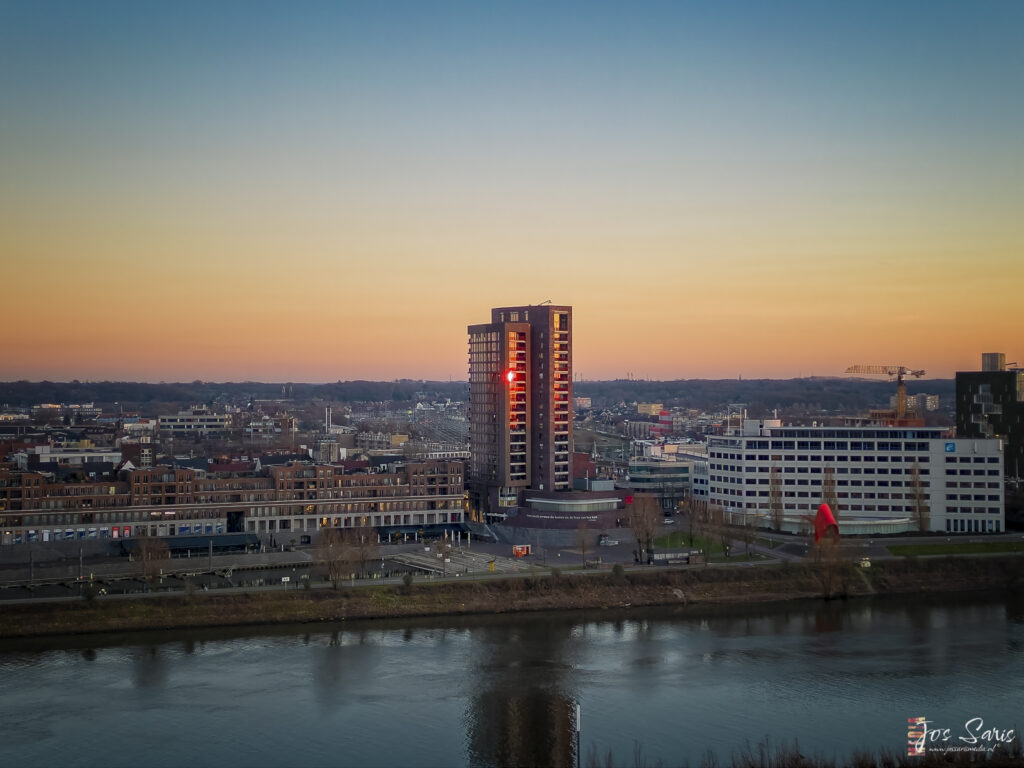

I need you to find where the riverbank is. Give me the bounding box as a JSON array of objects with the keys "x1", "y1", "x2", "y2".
[{"x1": 1, "y1": 556, "x2": 1021, "y2": 639}]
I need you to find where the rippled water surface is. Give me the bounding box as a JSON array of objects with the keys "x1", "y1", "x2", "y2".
[{"x1": 1, "y1": 592, "x2": 1021, "y2": 767}]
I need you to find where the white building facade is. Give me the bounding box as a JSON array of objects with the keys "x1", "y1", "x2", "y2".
[
  {"x1": 707, "y1": 421, "x2": 1004, "y2": 534},
  {"x1": 158, "y1": 407, "x2": 231, "y2": 437}
]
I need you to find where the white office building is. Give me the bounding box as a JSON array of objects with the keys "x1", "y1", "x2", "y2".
[
  {"x1": 707, "y1": 421, "x2": 1004, "y2": 535},
  {"x1": 157, "y1": 406, "x2": 231, "y2": 437}
]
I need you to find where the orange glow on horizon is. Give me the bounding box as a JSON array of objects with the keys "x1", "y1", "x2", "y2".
[
  {"x1": 1, "y1": 206, "x2": 1021, "y2": 382},
  {"x1": 2, "y1": 5, "x2": 1021, "y2": 383}
]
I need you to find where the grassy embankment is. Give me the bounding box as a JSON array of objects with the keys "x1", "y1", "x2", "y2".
[
  {"x1": 1, "y1": 555, "x2": 1021, "y2": 639},
  {"x1": 655, "y1": 530, "x2": 723, "y2": 555},
  {"x1": 655, "y1": 530, "x2": 765, "y2": 561}
]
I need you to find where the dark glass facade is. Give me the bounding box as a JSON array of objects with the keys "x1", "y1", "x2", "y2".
[{"x1": 956, "y1": 369, "x2": 1024, "y2": 480}]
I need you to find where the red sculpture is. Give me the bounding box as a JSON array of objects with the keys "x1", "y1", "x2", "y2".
[{"x1": 814, "y1": 503, "x2": 839, "y2": 542}]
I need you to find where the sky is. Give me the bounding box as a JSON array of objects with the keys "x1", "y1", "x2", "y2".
[{"x1": 1, "y1": 0, "x2": 1021, "y2": 382}]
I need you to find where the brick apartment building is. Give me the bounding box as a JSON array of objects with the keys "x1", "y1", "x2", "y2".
[{"x1": 0, "y1": 459, "x2": 465, "y2": 545}]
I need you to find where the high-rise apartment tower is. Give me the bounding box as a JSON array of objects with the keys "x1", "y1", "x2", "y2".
[
  {"x1": 468, "y1": 305, "x2": 573, "y2": 521},
  {"x1": 956, "y1": 352, "x2": 1024, "y2": 480}
]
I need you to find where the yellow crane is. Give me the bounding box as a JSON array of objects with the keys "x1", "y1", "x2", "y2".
[{"x1": 845, "y1": 365, "x2": 926, "y2": 419}]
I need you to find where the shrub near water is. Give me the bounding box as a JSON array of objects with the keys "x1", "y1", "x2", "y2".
[{"x1": 586, "y1": 734, "x2": 1024, "y2": 768}]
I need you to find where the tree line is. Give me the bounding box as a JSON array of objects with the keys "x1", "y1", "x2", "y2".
[
  {"x1": 0, "y1": 380, "x2": 468, "y2": 408},
  {"x1": 575, "y1": 377, "x2": 955, "y2": 415},
  {"x1": 1, "y1": 377, "x2": 954, "y2": 414}
]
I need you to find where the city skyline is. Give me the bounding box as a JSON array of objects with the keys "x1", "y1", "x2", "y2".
[{"x1": 2, "y1": 1, "x2": 1022, "y2": 382}]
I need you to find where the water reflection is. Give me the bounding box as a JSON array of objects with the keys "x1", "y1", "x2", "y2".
[
  {"x1": 813, "y1": 601, "x2": 845, "y2": 634},
  {"x1": 311, "y1": 630, "x2": 379, "y2": 710},
  {"x1": 131, "y1": 645, "x2": 167, "y2": 689},
  {"x1": 0, "y1": 593, "x2": 1020, "y2": 768},
  {"x1": 465, "y1": 624, "x2": 577, "y2": 768}
]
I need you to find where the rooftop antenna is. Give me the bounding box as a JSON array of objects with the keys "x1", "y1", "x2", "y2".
[{"x1": 537, "y1": 299, "x2": 552, "y2": 305}]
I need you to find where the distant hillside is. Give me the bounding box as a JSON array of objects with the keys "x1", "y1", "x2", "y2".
[
  {"x1": 0, "y1": 380, "x2": 469, "y2": 408},
  {"x1": 0, "y1": 377, "x2": 953, "y2": 415},
  {"x1": 574, "y1": 377, "x2": 955, "y2": 416}
]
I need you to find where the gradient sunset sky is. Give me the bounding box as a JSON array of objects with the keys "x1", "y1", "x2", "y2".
[{"x1": 2, "y1": 1, "x2": 1021, "y2": 382}]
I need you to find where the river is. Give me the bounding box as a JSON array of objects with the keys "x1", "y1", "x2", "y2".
[{"x1": 1, "y1": 592, "x2": 1021, "y2": 767}]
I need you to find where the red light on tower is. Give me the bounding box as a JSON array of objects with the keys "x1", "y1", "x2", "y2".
[{"x1": 505, "y1": 369, "x2": 516, "y2": 384}]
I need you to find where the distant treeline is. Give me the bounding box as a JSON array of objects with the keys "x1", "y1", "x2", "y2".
[
  {"x1": 0, "y1": 377, "x2": 954, "y2": 415},
  {"x1": 0, "y1": 380, "x2": 469, "y2": 408},
  {"x1": 575, "y1": 377, "x2": 956, "y2": 415}
]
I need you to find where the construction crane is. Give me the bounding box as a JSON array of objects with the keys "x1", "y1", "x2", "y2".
[{"x1": 845, "y1": 365, "x2": 926, "y2": 419}]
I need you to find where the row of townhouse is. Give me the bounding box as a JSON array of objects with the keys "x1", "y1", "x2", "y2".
[{"x1": 0, "y1": 460, "x2": 465, "y2": 545}]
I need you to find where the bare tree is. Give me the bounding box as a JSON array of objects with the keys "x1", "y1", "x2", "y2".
[
  {"x1": 628, "y1": 493, "x2": 661, "y2": 564},
  {"x1": 689, "y1": 497, "x2": 709, "y2": 564},
  {"x1": 821, "y1": 465, "x2": 839, "y2": 522},
  {"x1": 686, "y1": 493, "x2": 696, "y2": 547},
  {"x1": 769, "y1": 464, "x2": 784, "y2": 532},
  {"x1": 740, "y1": 515, "x2": 756, "y2": 558},
  {"x1": 680, "y1": 488, "x2": 694, "y2": 544},
  {"x1": 134, "y1": 534, "x2": 169, "y2": 589},
  {"x1": 707, "y1": 505, "x2": 731, "y2": 558},
  {"x1": 576, "y1": 524, "x2": 590, "y2": 568},
  {"x1": 910, "y1": 461, "x2": 930, "y2": 533},
  {"x1": 352, "y1": 520, "x2": 379, "y2": 580},
  {"x1": 433, "y1": 534, "x2": 451, "y2": 576},
  {"x1": 316, "y1": 528, "x2": 359, "y2": 588},
  {"x1": 811, "y1": 533, "x2": 846, "y2": 599}
]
